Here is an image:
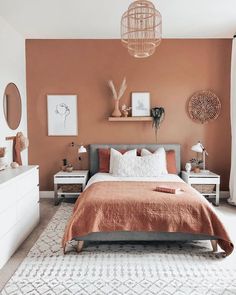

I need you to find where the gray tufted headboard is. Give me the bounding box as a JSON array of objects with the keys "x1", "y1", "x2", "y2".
[{"x1": 89, "y1": 144, "x2": 181, "y2": 176}]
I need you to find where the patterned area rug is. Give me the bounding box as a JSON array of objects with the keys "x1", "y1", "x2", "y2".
[{"x1": 2, "y1": 203, "x2": 236, "y2": 295}]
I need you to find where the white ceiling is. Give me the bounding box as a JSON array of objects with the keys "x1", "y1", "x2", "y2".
[{"x1": 0, "y1": 0, "x2": 236, "y2": 39}]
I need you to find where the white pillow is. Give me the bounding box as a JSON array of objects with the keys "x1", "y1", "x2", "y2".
[
  {"x1": 109, "y1": 148, "x2": 137, "y2": 174},
  {"x1": 141, "y1": 147, "x2": 168, "y2": 174},
  {"x1": 112, "y1": 153, "x2": 164, "y2": 177}
]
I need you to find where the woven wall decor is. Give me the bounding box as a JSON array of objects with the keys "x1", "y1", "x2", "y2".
[{"x1": 188, "y1": 90, "x2": 221, "y2": 124}]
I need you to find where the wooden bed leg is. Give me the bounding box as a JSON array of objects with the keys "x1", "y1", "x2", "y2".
[
  {"x1": 76, "y1": 241, "x2": 84, "y2": 253},
  {"x1": 210, "y1": 240, "x2": 218, "y2": 252}
]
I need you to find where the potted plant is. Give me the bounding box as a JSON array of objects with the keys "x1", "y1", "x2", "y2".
[{"x1": 151, "y1": 107, "x2": 165, "y2": 142}]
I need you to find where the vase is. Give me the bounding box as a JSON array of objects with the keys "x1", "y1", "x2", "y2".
[
  {"x1": 185, "y1": 162, "x2": 191, "y2": 173},
  {"x1": 112, "y1": 100, "x2": 121, "y2": 117},
  {"x1": 193, "y1": 166, "x2": 200, "y2": 173}
]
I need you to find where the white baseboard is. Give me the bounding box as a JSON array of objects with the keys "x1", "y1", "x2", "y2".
[{"x1": 40, "y1": 190, "x2": 230, "y2": 199}]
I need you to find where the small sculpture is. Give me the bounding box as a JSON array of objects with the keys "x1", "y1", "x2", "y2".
[
  {"x1": 121, "y1": 104, "x2": 132, "y2": 117},
  {"x1": 185, "y1": 162, "x2": 191, "y2": 173}
]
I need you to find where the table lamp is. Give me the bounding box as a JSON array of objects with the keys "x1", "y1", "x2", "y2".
[
  {"x1": 78, "y1": 145, "x2": 87, "y2": 154},
  {"x1": 191, "y1": 141, "x2": 209, "y2": 173},
  {"x1": 78, "y1": 145, "x2": 87, "y2": 168}
]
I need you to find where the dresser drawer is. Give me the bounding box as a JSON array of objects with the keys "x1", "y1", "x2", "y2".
[
  {"x1": 0, "y1": 206, "x2": 16, "y2": 239},
  {"x1": 16, "y1": 168, "x2": 39, "y2": 199},
  {"x1": 17, "y1": 187, "x2": 39, "y2": 221},
  {"x1": 0, "y1": 183, "x2": 17, "y2": 214}
]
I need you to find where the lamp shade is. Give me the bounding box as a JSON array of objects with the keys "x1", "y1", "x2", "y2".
[
  {"x1": 121, "y1": 0, "x2": 162, "y2": 58},
  {"x1": 191, "y1": 142, "x2": 203, "y2": 153},
  {"x1": 78, "y1": 145, "x2": 87, "y2": 154}
]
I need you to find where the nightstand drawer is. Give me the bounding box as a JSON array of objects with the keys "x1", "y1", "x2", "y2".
[
  {"x1": 189, "y1": 177, "x2": 220, "y2": 185},
  {"x1": 54, "y1": 176, "x2": 85, "y2": 184}
]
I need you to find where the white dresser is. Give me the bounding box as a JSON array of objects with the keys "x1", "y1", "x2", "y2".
[{"x1": 0, "y1": 165, "x2": 39, "y2": 269}]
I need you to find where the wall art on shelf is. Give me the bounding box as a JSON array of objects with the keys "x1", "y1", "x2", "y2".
[
  {"x1": 47, "y1": 95, "x2": 78, "y2": 136},
  {"x1": 131, "y1": 92, "x2": 150, "y2": 117}
]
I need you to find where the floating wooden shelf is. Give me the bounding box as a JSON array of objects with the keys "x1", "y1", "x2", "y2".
[{"x1": 108, "y1": 116, "x2": 152, "y2": 122}]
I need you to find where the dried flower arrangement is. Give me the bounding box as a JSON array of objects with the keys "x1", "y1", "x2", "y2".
[
  {"x1": 108, "y1": 77, "x2": 127, "y2": 117},
  {"x1": 121, "y1": 104, "x2": 132, "y2": 117}
]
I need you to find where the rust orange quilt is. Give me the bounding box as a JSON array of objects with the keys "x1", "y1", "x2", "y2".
[{"x1": 63, "y1": 181, "x2": 233, "y2": 256}]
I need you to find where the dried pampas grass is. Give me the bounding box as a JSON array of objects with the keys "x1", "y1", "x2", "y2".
[{"x1": 108, "y1": 77, "x2": 127, "y2": 100}]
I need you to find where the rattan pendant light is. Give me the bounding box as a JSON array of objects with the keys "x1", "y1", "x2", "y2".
[{"x1": 121, "y1": 0, "x2": 162, "y2": 58}]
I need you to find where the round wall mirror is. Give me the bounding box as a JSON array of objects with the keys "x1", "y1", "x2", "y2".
[{"x1": 3, "y1": 83, "x2": 22, "y2": 130}]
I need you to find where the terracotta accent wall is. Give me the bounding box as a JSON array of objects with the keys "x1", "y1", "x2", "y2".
[{"x1": 26, "y1": 39, "x2": 231, "y2": 191}]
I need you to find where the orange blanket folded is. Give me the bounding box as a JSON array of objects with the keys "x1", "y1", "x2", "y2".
[{"x1": 62, "y1": 181, "x2": 233, "y2": 256}]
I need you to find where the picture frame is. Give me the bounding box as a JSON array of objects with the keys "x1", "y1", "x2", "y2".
[
  {"x1": 131, "y1": 92, "x2": 150, "y2": 117},
  {"x1": 47, "y1": 94, "x2": 78, "y2": 136}
]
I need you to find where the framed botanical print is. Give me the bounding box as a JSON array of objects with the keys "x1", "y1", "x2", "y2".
[
  {"x1": 131, "y1": 92, "x2": 150, "y2": 117},
  {"x1": 47, "y1": 94, "x2": 78, "y2": 136}
]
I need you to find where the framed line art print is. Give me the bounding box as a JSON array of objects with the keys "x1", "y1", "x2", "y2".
[
  {"x1": 47, "y1": 94, "x2": 78, "y2": 136},
  {"x1": 131, "y1": 92, "x2": 150, "y2": 117}
]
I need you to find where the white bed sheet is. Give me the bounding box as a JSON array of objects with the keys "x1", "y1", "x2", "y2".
[{"x1": 85, "y1": 172, "x2": 184, "y2": 190}]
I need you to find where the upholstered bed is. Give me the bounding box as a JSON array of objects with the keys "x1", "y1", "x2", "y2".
[{"x1": 62, "y1": 144, "x2": 233, "y2": 255}]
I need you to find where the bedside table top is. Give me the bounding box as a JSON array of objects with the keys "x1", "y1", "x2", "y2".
[
  {"x1": 54, "y1": 170, "x2": 89, "y2": 177},
  {"x1": 182, "y1": 171, "x2": 220, "y2": 178}
]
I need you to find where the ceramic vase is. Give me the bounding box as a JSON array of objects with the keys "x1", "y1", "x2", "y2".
[
  {"x1": 185, "y1": 162, "x2": 191, "y2": 173},
  {"x1": 193, "y1": 166, "x2": 201, "y2": 173},
  {"x1": 112, "y1": 100, "x2": 121, "y2": 117}
]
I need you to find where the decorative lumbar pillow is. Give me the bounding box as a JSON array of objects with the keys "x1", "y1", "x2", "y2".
[
  {"x1": 141, "y1": 147, "x2": 168, "y2": 174},
  {"x1": 109, "y1": 148, "x2": 137, "y2": 174},
  {"x1": 112, "y1": 153, "x2": 165, "y2": 177}
]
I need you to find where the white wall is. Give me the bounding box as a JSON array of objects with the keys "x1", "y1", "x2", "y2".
[{"x1": 0, "y1": 16, "x2": 27, "y2": 165}]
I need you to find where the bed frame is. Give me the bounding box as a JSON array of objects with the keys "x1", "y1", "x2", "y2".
[{"x1": 75, "y1": 144, "x2": 218, "y2": 253}]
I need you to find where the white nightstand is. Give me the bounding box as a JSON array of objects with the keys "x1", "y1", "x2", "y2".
[
  {"x1": 181, "y1": 171, "x2": 220, "y2": 206},
  {"x1": 54, "y1": 170, "x2": 89, "y2": 205}
]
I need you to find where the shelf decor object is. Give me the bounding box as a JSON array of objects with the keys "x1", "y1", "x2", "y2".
[
  {"x1": 132, "y1": 92, "x2": 150, "y2": 116},
  {"x1": 108, "y1": 77, "x2": 127, "y2": 117},
  {"x1": 188, "y1": 90, "x2": 221, "y2": 124},
  {"x1": 151, "y1": 107, "x2": 165, "y2": 142},
  {"x1": 121, "y1": 0, "x2": 162, "y2": 58}
]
